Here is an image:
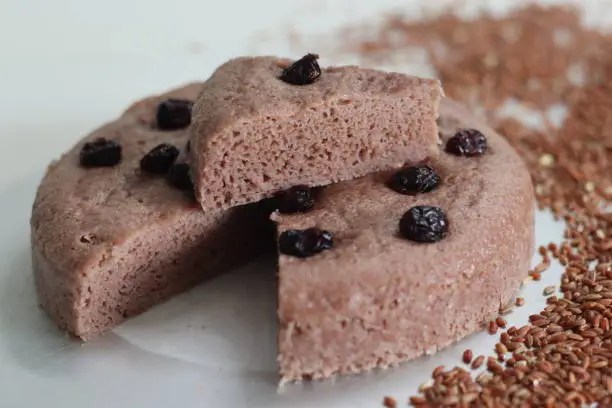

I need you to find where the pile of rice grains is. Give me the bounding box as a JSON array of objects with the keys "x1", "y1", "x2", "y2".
[{"x1": 341, "y1": 3, "x2": 612, "y2": 407}]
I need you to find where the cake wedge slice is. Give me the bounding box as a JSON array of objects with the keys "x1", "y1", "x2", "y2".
[
  {"x1": 30, "y1": 83, "x2": 271, "y2": 341},
  {"x1": 189, "y1": 55, "x2": 443, "y2": 211},
  {"x1": 272, "y1": 99, "x2": 535, "y2": 383}
]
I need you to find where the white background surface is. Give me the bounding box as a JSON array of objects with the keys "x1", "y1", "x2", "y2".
[{"x1": 0, "y1": 0, "x2": 599, "y2": 407}]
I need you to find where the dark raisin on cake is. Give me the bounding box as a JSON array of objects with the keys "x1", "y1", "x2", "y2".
[
  {"x1": 388, "y1": 165, "x2": 440, "y2": 194},
  {"x1": 156, "y1": 99, "x2": 194, "y2": 130},
  {"x1": 140, "y1": 143, "x2": 180, "y2": 174},
  {"x1": 399, "y1": 205, "x2": 448, "y2": 243},
  {"x1": 446, "y1": 129, "x2": 487, "y2": 156},
  {"x1": 279, "y1": 54, "x2": 321, "y2": 85},
  {"x1": 79, "y1": 138, "x2": 122, "y2": 167},
  {"x1": 167, "y1": 163, "x2": 194, "y2": 192},
  {"x1": 275, "y1": 185, "x2": 316, "y2": 214},
  {"x1": 279, "y1": 228, "x2": 333, "y2": 258}
]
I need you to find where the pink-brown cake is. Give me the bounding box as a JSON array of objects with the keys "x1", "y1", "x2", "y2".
[
  {"x1": 31, "y1": 81, "x2": 533, "y2": 384},
  {"x1": 30, "y1": 84, "x2": 271, "y2": 340},
  {"x1": 272, "y1": 99, "x2": 535, "y2": 383},
  {"x1": 189, "y1": 56, "x2": 443, "y2": 211}
]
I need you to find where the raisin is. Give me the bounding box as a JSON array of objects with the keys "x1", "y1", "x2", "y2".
[
  {"x1": 166, "y1": 163, "x2": 194, "y2": 192},
  {"x1": 275, "y1": 185, "x2": 315, "y2": 213},
  {"x1": 279, "y1": 54, "x2": 321, "y2": 85},
  {"x1": 388, "y1": 165, "x2": 440, "y2": 194},
  {"x1": 156, "y1": 99, "x2": 193, "y2": 130},
  {"x1": 278, "y1": 228, "x2": 333, "y2": 258},
  {"x1": 446, "y1": 129, "x2": 487, "y2": 156},
  {"x1": 79, "y1": 138, "x2": 122, "y2": 167},
  {"x1": 399, "y1": 206, "x2": 448, "y2": 243},
  {"x1": 140, "y1": 143, "x2": 180, "y2": 174}
]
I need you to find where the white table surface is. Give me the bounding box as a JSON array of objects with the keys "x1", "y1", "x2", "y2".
[{"x1": 0, "y1": 0, "x2": 600, "y2": 406}]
